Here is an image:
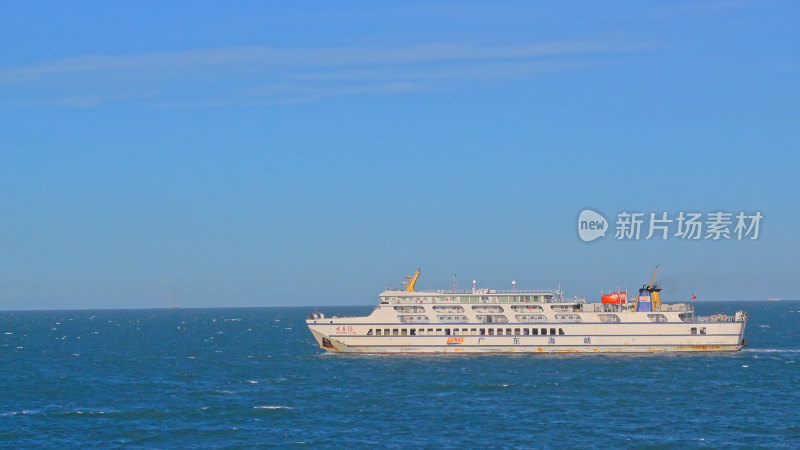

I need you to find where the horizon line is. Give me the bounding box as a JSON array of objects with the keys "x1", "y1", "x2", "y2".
[{"x1": 0, "y1": 298, "x2": 795, "y2": 313}]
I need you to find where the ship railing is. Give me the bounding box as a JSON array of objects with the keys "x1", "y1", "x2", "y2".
[
  {"x1": 658, "y1": 303, "x2": 694, "y2": 312},
  {"x1": 692, "y1": 314, "x2": 739, "y2": 323},
  {"x1": 388, "y1": 287, "x2": 562, "y2": 294},
  {"x1": 429, "y1": 289, "x2": 562, "y2": 295},
  {"x1": 487, "y1": 289, "x2": 563, "y2": 295},
  {"x1": 386, "y1": 297, "x2": 570, "y2": 305}
]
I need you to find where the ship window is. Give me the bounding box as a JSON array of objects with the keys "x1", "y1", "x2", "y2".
[
  {"x1": 471, "y1": 328, "x2": 477, "y2": 335},
  {"x1": 555, "y1": 314, "x2": 582, "y2": 322},
  {"x1": 512, "y1": 305, "x2": 544, "y2": 312},
  {"x1": 514, "y1": 328, "x2": 521, "y2": 335},
  {"x1": 438, "y1": 314, "x2": 469, "y2": 323},
  {"x1": 559, "y1": 328, "x2": 565, "y2": 335},
  {"x1": 497, "y1": 329, "x2": 503, "y2": 335},
  {"x1": 550, "y1": 328, "x2": 556, "y2": 335},
  {"x1": 541, "y1": 328, "x2": 547, "y2": 335},
  {"x1": 598, "y1": 314, "x2": 621, "y2": 323},
  {"x1": 410, "y1": 329, "x2": 416, "y2": 336},
  {"x1": 401, "y1": 329, "x2": 407, "y2": 336},
  {"x1": 691, "y1": 327, "x2": 697, "y2": 335},
  {"x1": 532, "y1": 328, "x2": 538, "y2": 335},
  {"x1": 367, "y1": 329, "x2": 373, "y2": 336},
  {"x1": 445, "y1": 328, "x2": 451, "y2": 335},
  {"x1": 506, "y1": 328, "x2": 512, "y2": 335},
  {"x1": 700, "y1": 327, "x2": 706, "y2": 335},
  {"x1": 434, "y1": 305, "x2": 465, "y2": 313},
  {"x1": 375, "y1": 329, "x2": 381, "y2": 336},
  {"x1": 488, "y1": 329, "x2": 494, "y2": 335},
  {"x1": 436, "y1": 328, "x2": 442, "y2": 335},
  {"x1": 427, "y1": 328, "x2": 434, "y2": 334},
  {"x1": 393, "y1": 329, "x2": 399, "y2": 336},
  {"x1": 515, "y1": 314, "x2": 547, "y2": 322},
  {"x1": 523, "y1": 328, "x2": 529, "y2": 335},
  {"x1": 384, "y1": 328, "x2": 390, "y2": 335},
  {"x1": 647, "y1": 314, "x2": 668, "y2": 323},
  {"x1": 480, "y1": 328, "x2": 486, "y2": 335}
]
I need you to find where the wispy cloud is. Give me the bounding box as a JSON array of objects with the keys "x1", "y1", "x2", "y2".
[{"x1": 0, "y1": 41, "x2": 652, "y2": 107}]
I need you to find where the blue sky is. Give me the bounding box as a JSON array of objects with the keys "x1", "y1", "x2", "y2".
[{"x1": 1, "y1": 1, "x2": 798, "y2": 310}]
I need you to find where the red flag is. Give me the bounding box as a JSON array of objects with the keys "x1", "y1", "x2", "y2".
[{"x1": 692, "y1": 294, "x2": 697, "y2": 300}]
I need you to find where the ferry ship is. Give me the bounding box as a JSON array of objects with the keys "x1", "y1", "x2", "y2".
[{"x1": 306, "y1": 268, "x2": 748, "y2": 353}]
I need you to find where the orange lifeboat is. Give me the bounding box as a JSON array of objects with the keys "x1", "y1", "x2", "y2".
[{"x1": 602, "y1": 291, "x2": 627, "y2": 304}]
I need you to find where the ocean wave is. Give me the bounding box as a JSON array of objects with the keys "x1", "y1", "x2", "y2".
[
  {"x1": 254, "y1": 405, "x2": 293, "y2": 410},
  {"x1": 743, "y1": 348, "x2": 800, "y2": 353},
  {"x1": 1, "y1": 409, "x2": 41, "y2": 417},
  {"x1": 74, "y1": 409, "x2": 112, "y2": 415}
]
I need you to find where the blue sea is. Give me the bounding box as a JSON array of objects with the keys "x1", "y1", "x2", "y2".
[{"x1": 1, "y1": 301, "x2": 799, "y2": 448}]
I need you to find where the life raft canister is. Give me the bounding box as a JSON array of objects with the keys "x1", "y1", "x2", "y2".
[{"x1": 602, "y1": 292, "x2": 626, "y2": 304}]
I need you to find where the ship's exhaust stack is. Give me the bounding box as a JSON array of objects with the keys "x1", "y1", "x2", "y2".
[
  {"x1": 636, "y1": 288, "x2": 653, "y2": 312},
  {"x1": 636, "y1": 265, "x2": 661, "y2": 312},
  {"x1": 651, "y1": 288, "x2": 662, "y2": 310}
]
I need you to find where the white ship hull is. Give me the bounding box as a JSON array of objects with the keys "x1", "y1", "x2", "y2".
[{"x1": 307, "y1": 321, "x2": 746, "y2": 354}]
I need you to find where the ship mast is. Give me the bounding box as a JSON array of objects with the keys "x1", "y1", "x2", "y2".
[
  {"x1": 404, "y1": 269, "x2": 421, "y2": 292},
  {"x1": 647, "y1": 265, "x2": 660, "y2": 290}
]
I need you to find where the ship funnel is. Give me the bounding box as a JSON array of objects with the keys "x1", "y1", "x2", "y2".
[
  {"x1": 651, "y1": 287, "x2": 662, "y2": 310},
  {"x1": 635, "y1": 265, "x2": 661, "y2": 312},
  {"x1": 636, "y1": 288, "x2": 653, "y2": 312}
]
